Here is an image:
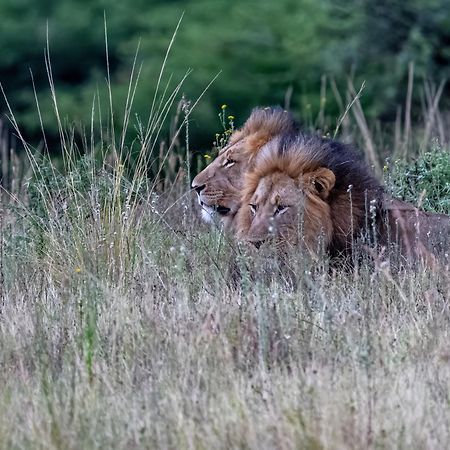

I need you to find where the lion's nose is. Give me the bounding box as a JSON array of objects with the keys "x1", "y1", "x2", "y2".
[{"x1": 192, "y1": 183, "x2": 206, "y2": 194}]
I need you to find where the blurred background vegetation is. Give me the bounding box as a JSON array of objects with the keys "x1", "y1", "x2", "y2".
[{"x1": 1, "y1": 0, "x2": 450, "y2": 154}]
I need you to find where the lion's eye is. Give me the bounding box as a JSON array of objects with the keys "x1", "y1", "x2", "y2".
[
  {"x1": 274, "y1": 205, "x2": 288, "y2": 215},
  {"x1": 224, "y1": 158, "x2": 236, "y2": 168},
  {"x1": 313, "y1": 180, "x2": 324, "y2": 193},
  {"x1": 249, "y1": 203, "x2": 257, "y2": 215}
]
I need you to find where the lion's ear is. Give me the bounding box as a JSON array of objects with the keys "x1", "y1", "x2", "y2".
[{"x1": 308, "y1": 167, "x2": 335, "y2": 199}]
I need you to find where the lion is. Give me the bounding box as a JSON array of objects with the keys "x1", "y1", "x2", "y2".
[
  {"x1": 236, "y1": 133, "x2": 384, "y2": 257},
  {"x1": 237, "y1": 133, "x2": 450, "y2": 266},
  {"x1": 191, "y1": 106, "x2": 298, "y2": 230}
]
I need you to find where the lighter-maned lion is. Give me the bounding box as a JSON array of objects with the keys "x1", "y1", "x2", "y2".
[
  {"x1": 236, "y1": 133, "x2": 384, "y2": 257},
  {"x1": 191, "y1": 107, "x2": 298, "y2": 229}
]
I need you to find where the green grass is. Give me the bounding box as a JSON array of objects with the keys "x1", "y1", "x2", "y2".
[{"x1": 387, "y1": 145, "x2": 450, "y2": 214}]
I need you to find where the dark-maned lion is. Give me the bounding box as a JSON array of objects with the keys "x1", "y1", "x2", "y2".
[
  {"x1": 237, "y1": 133, "x2": 450, "y2": 266},
  {"x1": 236, "y1": 133, "x2": 384, "y2": 257},
  {"x1": 191, "y1": 107, "x2": 298, "y2": 230}
]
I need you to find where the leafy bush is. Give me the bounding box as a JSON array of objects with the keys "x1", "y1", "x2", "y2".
[{"x1": 387, "y1": 144, "x2": 450, "y2": 214}]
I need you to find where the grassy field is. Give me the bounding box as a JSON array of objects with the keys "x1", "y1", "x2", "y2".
[{"x1": 1, "y1": 70, "x2": 450, "y2": 449}]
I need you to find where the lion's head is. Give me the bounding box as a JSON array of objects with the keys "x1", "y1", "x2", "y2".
[
  {"x1": 236, "y1": 136, "x2": 336, "y2": 253},
  {"x1": 237, "y1": 134, "x2": 383, "y2": 256},
  {"x1": 191, "y1": 106, "x2": 297, "y2": 229},
  {"x1": 239, "y1": 168, "x2": 336, "y2": 253}
]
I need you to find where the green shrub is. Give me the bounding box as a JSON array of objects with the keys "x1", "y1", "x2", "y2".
[{"x1": 387, "y1": 144, "x2": 450, "y2": 214}]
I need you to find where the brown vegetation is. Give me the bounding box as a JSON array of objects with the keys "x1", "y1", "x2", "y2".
[{"x1": 381, "y1": 196, "x2": 450, "y2": 267}]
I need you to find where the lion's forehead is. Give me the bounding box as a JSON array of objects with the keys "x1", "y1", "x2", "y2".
[
  {"x1": 208, "y1": 147, "x2": 247, "y2": 175},
  {"x1": 218, "y1": 137, "x2": 247, "y2": 157},
  {"x1": 253, "y1": 176, "x2": 298, "y2": 204},
  {"x1": 194, "y1": 137, "x2": 250, "y2": 185}
]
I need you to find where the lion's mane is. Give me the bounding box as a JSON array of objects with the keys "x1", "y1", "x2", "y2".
[{"x1": 237, "y1": 133, "x2": 385, "y2": 257}]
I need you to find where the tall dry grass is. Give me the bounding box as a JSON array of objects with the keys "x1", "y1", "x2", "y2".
[{"x1": 1, "y1": 30, "x2": 450, "y2": 449}]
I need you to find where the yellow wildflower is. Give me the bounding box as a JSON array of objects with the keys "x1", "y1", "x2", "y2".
[
  {"x1": 228, "y1": 115, "x2": 235, "y2": 120},
  {"x1": 221, "y1": 104, "x2": 227, "y2": 110},
  {"x1": 204, "y1": 154, "x2": 212, "y2": 159},
  {"x1": 75, "y1": 267, "x2": 82, "y2": 273}
]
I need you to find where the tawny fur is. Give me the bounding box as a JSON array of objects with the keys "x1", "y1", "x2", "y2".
[
  {"x1": 237, "y1": 134, "x2": 384, "y2": 257},
  {"x1": 228, "y1": 106, "x2": 298, "y2": 155},
  {"x1": 191, "y1": 106, "x2": 298, "y2": 229},
  {"x1": 381, "y1": 196, "x2": 450, "y2": 267}
]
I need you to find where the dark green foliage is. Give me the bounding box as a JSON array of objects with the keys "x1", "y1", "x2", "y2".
[
  {"x1": 351, "y1": 0, "x2": 450, "y2": 118},
  {"x1": 2, "y1": 0, "x2": 450, "y2": 153}
]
